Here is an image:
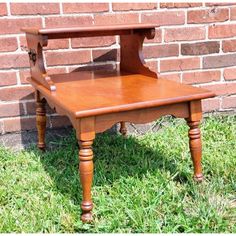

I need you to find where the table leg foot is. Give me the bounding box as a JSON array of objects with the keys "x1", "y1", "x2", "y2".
[
  {"x1": 186, "y1": 120, "x2": 203, "y2": 181},
  {"x1": 119, "y1": 122, "x2": 127, "y2": 136},
  {"x1": 81, "y1": 201, "x2": 93, "y2": 222},
  {"x1": 36, "y1": 99, "x2": 46, "y2": 151},
  {"x1": 79, "y1": 139, "x2": 94, "y2": 223},
  {"x1": 194, "y1": 174, "x2": 204, "y2": 182}
]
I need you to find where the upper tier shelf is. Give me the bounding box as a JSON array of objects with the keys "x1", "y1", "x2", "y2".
[
  {"x1": 22, "y1": 23, "x2": 158, "y2": 91},
  {"x1": 21, "y1": 23, "x2": 157, "y2": 39}
]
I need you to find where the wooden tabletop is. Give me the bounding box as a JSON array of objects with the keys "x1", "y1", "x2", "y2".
[
  {"x1": 30, "y1": 71, "x2": 215, "y2": 118},
  {"x1": 21, "y1": 23, "x2": 156, "y2": 38}
]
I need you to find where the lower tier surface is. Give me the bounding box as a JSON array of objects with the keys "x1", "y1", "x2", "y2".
[{"x1": 31, "y1": 70, "x2": 215, "y2": 117}]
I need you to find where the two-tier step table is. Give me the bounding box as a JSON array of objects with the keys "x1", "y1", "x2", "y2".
[{"x1": 22, "y1": 24, "x2": 215, "y2": 222}]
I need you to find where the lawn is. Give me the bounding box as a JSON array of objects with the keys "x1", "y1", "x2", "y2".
[{"x1": 0, "y1": 115, "x2": 236, "y2": 233}]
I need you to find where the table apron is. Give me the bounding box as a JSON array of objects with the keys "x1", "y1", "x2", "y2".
[{"x1": 94, "y1": 102, "x2": 190, "y2": 133}]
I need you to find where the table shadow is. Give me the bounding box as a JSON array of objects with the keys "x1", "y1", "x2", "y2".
[{"x1": 31, "y1": 130, "x2": 191, "y2": 207}]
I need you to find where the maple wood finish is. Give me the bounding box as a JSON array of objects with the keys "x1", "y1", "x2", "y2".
[
  {"x1": 22, "y1": 24, "x2": 215, "y2": 223},
  {"x1": 79, "y1": 139, "x2": 94, "y2": 222},
  {"x1": 36, "y1": 91, "x2": 46, "y2": 151}
]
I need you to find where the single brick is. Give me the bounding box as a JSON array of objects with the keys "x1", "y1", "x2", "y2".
[
  {"x1": 3, "y1": 117, "x2": 38, "y2": 133},
  {"x1": 0, "y1": 103, "x2": 24, "y2": 118},
  {"x1": 160, "y1": 3, "x2": 202, "y2": 8},
  {"x1": 94, "y1": 13, "x2": 139, "y2": 25},
  {"x1": 0, "y1": 18, "x2": 42, "y2": 34},
  {"x1": 47, "y1": 67, "x2": 67, "y2": 75},
  {"x1": 224, "y1": 67, "x2": 236, "y2": 81},
  {"x1": 201, "y1": 82, "x2": 236, "y2": 96},
  {"x1": 203, "y1": 54, "x2": 236, "y2": 69},
  {"x1": 0, "y1": 86, "x2": 34, "y2": 101},
  {"x1": 0, "y1": 53, "x2": 29, "y2": 69},
  {"x1": 143, "y1": 44, "x2": 179, "y2": 58},
  {"x1": 10, "y1": 3, "x2": 60, "y2": 15},
  {"x1": 182, "y1": 71, "x2": 221, "y2": 84},
  {"x1": 92, "y1": 49, "x2": 118, "y2": 62},
  {"x1": 165, "y1": 27, "x2": 205, "y2": 42},
  {"x1": 202, "y1": 98, "x2": 220, "y2": 112},
  {"x1": 0, "y1": 3, "x2": 7, "y2": 16},
  {"x1": 222, "y1": 96, "x2": 236, "y2": 109},
  {"x1": 112, "y1": 3, "x2": 156, "y2": 11},
  {"x1": 159, "y1": 73, "x2": 181, "y2": 82},
  {"x1": 160, "y1": 57, "x2": 200, "y2": 72},
  {"x1": 0, "y1": 37, "x2": 18, "y2": 52},
  {"x1": 63, "y1": 3, "x2": 109, "y2": 13},
  {"x1": 45, "y1": 16, "x2": 93, "y2": 28},
  {"x1": 0, "y1": 72, "x2": 17, "y2": 87},
  {"x1": 209, "y1": 24, "x2": 236, "y2": 39},
  {"x1": 187, "y1": 8, "x2": 229, "y2": 24},
  {"x1": 206, "y1": 3, "x2": 236, "y2": 6},
  {"x1": 181, "y1": 41, "x2": 220, "y2": 55},
  {"x1": 222, "y1": 39, "x2": 236, "y2": 52},
  {"x1": 72, "y1": 36, "x2": 116, "y2": 48},
  {"x1": 231, "y1": 7, "x2": 236, "y2": 20},
  {"x1": 47, "y1": 39, "x2": 69, "y2": 50},
  {"x1": 45, "y1": 50, "x2": 91, "y2": 66},
  {"x1": 141, "y1": 11, "x2": 185, "y2": 26}
]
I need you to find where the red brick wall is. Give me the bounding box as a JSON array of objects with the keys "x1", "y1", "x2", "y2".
[{"x1": 0, "y1": 2, "x2": 236, "y2": 134}]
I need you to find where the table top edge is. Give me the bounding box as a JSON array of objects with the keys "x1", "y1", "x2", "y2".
[{"x1": 21, "y1": 23, "x2": 157, "y2": 35}]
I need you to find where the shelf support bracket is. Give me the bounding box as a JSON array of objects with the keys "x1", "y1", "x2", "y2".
[
  {"x1": 120, "y1": 27, "x2": 157, "y2": 78},
  {"x1": 26, "y1": 33, "x2": 56, "y2": 91}
]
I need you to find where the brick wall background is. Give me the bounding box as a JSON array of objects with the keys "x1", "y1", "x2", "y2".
[{"x1": 0, "y1": 2, "x2": 236, "y2": 134}]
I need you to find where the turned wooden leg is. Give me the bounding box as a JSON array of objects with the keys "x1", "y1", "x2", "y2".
[
  {"x1": 119, "y1": 121, "x2": 127, "y2": 136},
  {"x1": 36, "y1": 99, "x2": 46, "y2": 151},
  {"x1": 79, "y1": 139, "x2": 94, "y2": 222},
  {"x1": 186, "y1": 119, "x2": 203, "y2": 182}
]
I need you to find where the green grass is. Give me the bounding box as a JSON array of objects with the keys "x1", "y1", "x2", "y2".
[{"x1": 0, "y1": 115, "x2": 236, "y2": 233}]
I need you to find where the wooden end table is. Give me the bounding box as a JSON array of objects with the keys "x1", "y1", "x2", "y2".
[{"x1": 22, "y1": 24, "x2": 215, "y2": 222}]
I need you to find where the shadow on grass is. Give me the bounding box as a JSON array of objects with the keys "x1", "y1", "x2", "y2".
[{"x1": 31, "y1": 128, "x2": 190, "y2": 208}]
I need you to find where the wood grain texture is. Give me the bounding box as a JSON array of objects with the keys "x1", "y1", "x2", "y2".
[
  {"x1": 23, "y1": 23, "x2": 216, "y2": 223},
  {"x1": 186, "y1": 100, "x2": 203, "y2": 182},
  {"x1": 186, "y1": 120, "x2": 203, "y2": 182},
  {"x1": 95, "y1": 102, "x2": 189, "y2": 133},
  {"x1": 120, "y1": 31, "x2": 157, "y2": 77},
  {"x1": 28, "y1": 71, "x2": 215, "y2": 118},
  {"x1": 23, "y1": 24, "x2": 156, "y2": 91},
  {"x1": 36, "y1": 92, "x2": 46, "y2": 151},
  {"x1": 21, "y1": 23, "x2": 156, "y2": 39},
  {"x1": 25, "y1": 33, "x2": 56, "y2": 91},
  {"x1": 79, "y1": 139, "x2": 94, "y2": 223}
]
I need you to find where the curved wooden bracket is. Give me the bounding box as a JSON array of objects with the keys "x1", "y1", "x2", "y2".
[
  {"x1": 26, "y1": 33, "x2": 56, "y2": 91},
  {"x1": 120, "y1": 28, "x2": 157, "y2": 78}
]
